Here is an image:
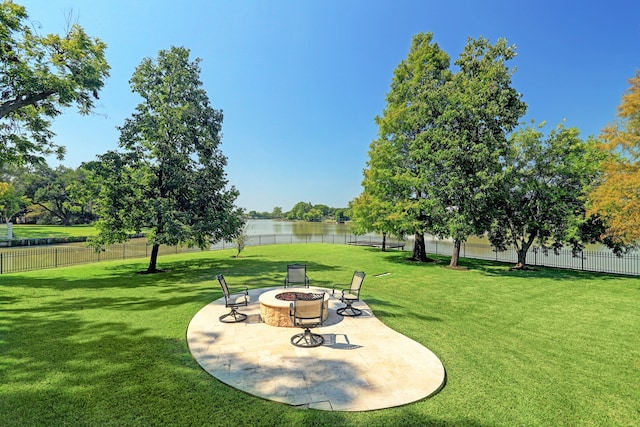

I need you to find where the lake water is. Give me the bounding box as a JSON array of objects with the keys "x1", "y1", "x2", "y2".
[
  {"x1": 243, "y1": 219, "x2": 638, "y2": 276},
  {"x1": 246, "y1": 219, "x2": 354, "y2": 237},
  {"x1": 1, "y1": 220, "x2": 636, "y2": 276}
]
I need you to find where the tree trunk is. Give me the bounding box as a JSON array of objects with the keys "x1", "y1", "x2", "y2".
[
  {"x1": 381, "y1": 232, "x2": 387, "y2": 251},
  {"x1": 449, "y1": 239, "x2": 461, "y2": 267},
  {"x1": 412, "y1": 232, "x2": 428, "y2": 261},
  {"x1": 147, "y1": 244, "x2": 160, "y2": 273},
  {"x1": 512, "y1": 239, "x2": 534, "y2": 270}
]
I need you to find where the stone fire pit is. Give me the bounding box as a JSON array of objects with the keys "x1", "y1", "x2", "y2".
[{"x1": 259, "y1": 288, "x2": 330, "y2": 327}]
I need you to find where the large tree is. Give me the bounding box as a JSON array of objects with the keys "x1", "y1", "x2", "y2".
[
  {"x1": 587, "y1": 70, "x2": 640, "y2": 245},
  {"x1": 22, "y1": 164, "x2": 93, "y2": 225},
  {"x1": 0, "y1": 1, "x2": 110, "y2": 167},
  {"x1": 489, "y1": 123, "x2": 602, "y2": 269},
  {"x1": 286, "y1": 202, "x2": 313, "y2": 220},
  {"x1": 356, "y1": 33, "x2": 526, "y2": 266},
  {"x1": 89, "y1": 46, "x2": 244, "y2": 273},
  {"x1": 354, "y1": 32, "x2": 451, "y2": 261},
  {"x1": 430, "y1": 37, "x2": 527, "y2": 267}
]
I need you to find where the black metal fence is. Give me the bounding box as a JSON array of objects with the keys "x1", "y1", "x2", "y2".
[
  {"x1": 424, "y1": 239, "x2": 639, "y2": 276},
  {"x1": 0, "y1": 234, "x2": 637, "y2": 277},
  {"x1": 0, "y1": 240, "x2": 200, "y2": 274}
]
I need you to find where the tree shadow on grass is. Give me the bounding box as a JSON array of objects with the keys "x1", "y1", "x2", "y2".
[
  {"x1": 377, "y1": 250, "x2": 633, "y2": 282},
  {"x1": 370, "y1": 250, "x2": 444, "y2": 268},
  {"x1": 1, "y1": 254, "x2": 347, "y2": 315},
  {"x1": 462, "y1": 257, "x2": 634, "y2": 281},
  {"x1": 0, "y1": 310, "x2": 479, "y2": 425},
  {"x1": 0, "y1": 249, "x2": 485, "y2": 426},
  {"x1": 2, "y1": 255, "x2": 342, "y2": 292},
  {"x1": 0, "y1": 313, "x2": 294, "y2": 425}
]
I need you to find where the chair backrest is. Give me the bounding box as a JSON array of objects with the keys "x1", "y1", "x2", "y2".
[
  {"x1": 350, "y1": 271, "x2": 366, "y2": 296},
  {"x1": 216, "y1": 274, "x2": 230, "y2": 297},
  {"x1": 292, "y1": 293, "x2": 325, "y2": 324},
  {"x1": 287, "y1": 264, "x2": 307, "y2": 283}
]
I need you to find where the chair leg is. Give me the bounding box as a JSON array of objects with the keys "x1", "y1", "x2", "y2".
[
  {"x1": 219, "y1": 307, "x2": 248, "y2": 323},
  {"x1": 291, "y1": 328, "x2": 324, "y2": 347},
  {"x1": 337, "y1": 301, "x2": 362, "y2": 317}
]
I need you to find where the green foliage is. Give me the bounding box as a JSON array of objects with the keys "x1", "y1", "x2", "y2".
[
  {"x1": 20, "y1": 163, "x2": 95, "y2": 225},
  {"x1": 302, "y1": 208, "x2": 322, "y2": 222},
  {"x1": 489, "y1": 122, "x2": 604, "y2": 268},
  {"x1": 285, "y1": 201, "x2": 343, "y2": 221},
  {"x1": 334, "y1": 208, "x2": 347, "y2": 222},
  {"x1": 353, "y1": 32, "x2": 526, "y2": 265},
  {"x1": 1, "y1": 245, "x2": 638, "y2": 425},
  {"x1": 247, "y1": 210, "x2": 272, "y2": 219},
  {"x1": 0, "y1": 180, "x2": 25, "y2": 222},
  {"x1": 89, "y1": 46, "x2": 244, "y2": 272},
  {"x1": 428, "y1": 36, "x2": 527, "y2": 266},
  {"x1": 271, "y1": 206, "x2": 283, "y2": 219},
  {"x1": 0, "y1": 1, "x2": 110, "y2": 167},
  {"x1": 286, "y1": 201, "x2": 313, "y2": 220},
  {"x1": 233, "y1": 224, "x2": 250, "y2": 257}
]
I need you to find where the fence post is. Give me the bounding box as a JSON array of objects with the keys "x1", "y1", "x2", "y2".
[
  {"x1": 1, "y1": 252, "x2": 2, "y2": 274},
  {"x1": 55, "y1": 248, "x2": 58, "y2": 268}
]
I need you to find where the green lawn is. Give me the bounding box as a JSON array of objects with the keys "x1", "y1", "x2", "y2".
[
  {"x1": 2, "y1": 224, "x2": 99, "y2": 239},
  {"x1": 1, "y1": 244, "x2": 638, "y2": 426}
]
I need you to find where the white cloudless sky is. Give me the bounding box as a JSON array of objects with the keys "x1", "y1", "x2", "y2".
[{"x1": 17, "y1": 0, "x2": 640, "y2": 212}]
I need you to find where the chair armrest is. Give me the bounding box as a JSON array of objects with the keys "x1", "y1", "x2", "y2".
[
  {"x1": 341, "y1": 289, "x2": 360, "y2": 299},
  {"x1": 230, "y1": 286, "x2": 248, "y2": 297},
  {"x1": 331, "y1": 285, "x2": 348, "y2": 296}
]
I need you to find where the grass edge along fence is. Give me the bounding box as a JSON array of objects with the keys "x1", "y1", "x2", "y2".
[{"x1": 0, "y1": 233, "x2": 637, "y2": 276}]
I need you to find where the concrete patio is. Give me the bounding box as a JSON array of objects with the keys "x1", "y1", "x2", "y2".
[{"x1": 187, "y1": 286, "x2": 446, "y2": 411}]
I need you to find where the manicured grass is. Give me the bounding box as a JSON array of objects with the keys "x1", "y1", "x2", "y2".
[
  {"x1": 1, "y1": 244, "x2": 638, "y2": 426},
  {"x1": 2, "y1": 224, "x2": 99, "y2": 239}
]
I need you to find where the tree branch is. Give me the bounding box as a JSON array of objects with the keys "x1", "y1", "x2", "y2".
[{"x1": 0, "y1": 91, "x2": 56, "y2": 119}]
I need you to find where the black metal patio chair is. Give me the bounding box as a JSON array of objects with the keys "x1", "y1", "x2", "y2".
[
  {"x1": 283, "y1": 263, "x2": 310, "y2": 288},
  {"x1": 334, "y1": 271, "x2": 366, "y2": 316},
  {"x1": 289, "y1": 292, "x2": 325, "y2": 347},
  {"x1": 216, "y1": 274, "x2": 250, "y2": 323}
]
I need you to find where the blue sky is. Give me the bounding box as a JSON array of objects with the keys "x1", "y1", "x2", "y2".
[{"x1": 18, "y1": 0, "x2": 640, "y2": 212}]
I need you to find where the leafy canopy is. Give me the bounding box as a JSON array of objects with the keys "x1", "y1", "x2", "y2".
[
  {"x1": 89, "y1": 46, "x2": 243, "y2": 272},
  {"x1": 354, "y1": 33, "x2": 451, "y2": 259},
  {"x1": 489, "y1": 122, "x2": 603, "y2": 268},
  {"x1": 0, "y1": 0, "x2": 109, "y2": 167},
  {"x1": 353, "y1": 32, "x2": 526, "y2": 265}
]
